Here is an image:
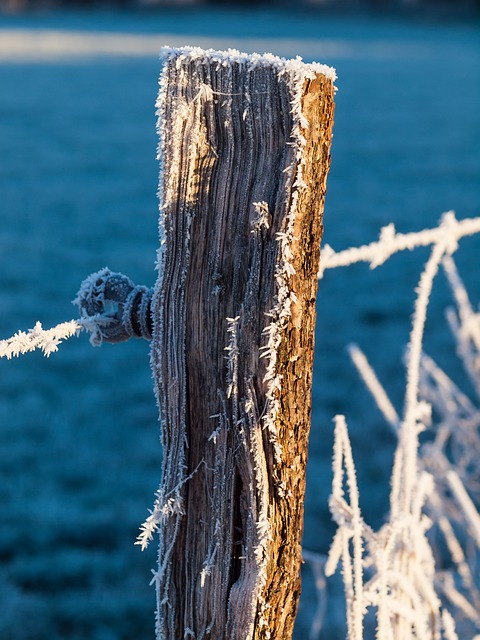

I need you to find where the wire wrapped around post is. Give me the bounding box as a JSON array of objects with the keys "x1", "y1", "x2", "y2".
[{"x1": 74, "y1": 268, "x2": 153, "y2": 346}]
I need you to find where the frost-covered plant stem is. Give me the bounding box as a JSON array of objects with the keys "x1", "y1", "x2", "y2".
[
  {"x1": 392, "y1": 240, "x2": 446, "y2": 517},
  {"x1": 328, "y1": 415, "x2": 365, "y2": 640},
  {"x1": 442, "y1": 255, "x2": 480, "y2": 400},
  {"x1": 348, "y1": 343, "x2": 400, "y2": 432},
  {"x1": 324, "y1": 212, "x2": 480, "y2": 640}
]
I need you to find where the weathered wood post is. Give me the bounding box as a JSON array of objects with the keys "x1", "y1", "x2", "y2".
[{"x1": 149, "y1": 47, "x2": 335, "y2": 639}]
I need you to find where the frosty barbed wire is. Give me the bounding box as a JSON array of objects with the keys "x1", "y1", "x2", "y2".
[
  {"x1": 0, "y1": 268, "x2": 155, "y2": 361},
  {"x1": 0, "y1": 320, "x2": 81, "y2": 359},
  {"x1": 318, "y1": 211, "x2": 480, "y2": 277}
]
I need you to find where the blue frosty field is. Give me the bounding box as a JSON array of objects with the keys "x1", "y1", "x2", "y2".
[{"x1": 0, "y1": 7, "x2": 479, "y2": 638}]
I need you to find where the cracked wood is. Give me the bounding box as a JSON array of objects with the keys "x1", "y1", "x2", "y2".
[{"x1": 151, "y1": 49, "x2": 335, "y2": 640}]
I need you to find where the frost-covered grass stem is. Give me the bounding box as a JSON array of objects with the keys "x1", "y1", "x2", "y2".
[
  {"x1": 327, "y1": 415, "x2": 364, "y2": 640},
  {"x1": 348, "y1": 343, "x2": 400, "y2": 433},
  {"x1": 323, "y1": 212, "x2": 480, "y2": 640},
  {"x1": 394, "y1": 240, "x2": 446, "y2": 516}
]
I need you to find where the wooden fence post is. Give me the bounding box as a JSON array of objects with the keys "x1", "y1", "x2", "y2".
[{"x1": 149, "y1": 47, "x2": 335, "y2": 639}]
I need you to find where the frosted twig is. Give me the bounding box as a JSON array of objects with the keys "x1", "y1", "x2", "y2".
[
  {"x1": 445, "y1": 308, "x2": 480, "y2": 400},
  {"x1": 443, "y1": 255, "x2": 480, "y2": 351},
  {"x1": 318, "y1": 212, "x2": 480, "y2": 278},
  {"x1": 404, "y1": 241, "x2": 446, "y2": 425},
  {"x1": 348, "y1": 343, "x2": 399, "y2": 433},
  {"x1": 327, "y1": 415, "x2": 364, "y2": 640},
  {"x1": 420, "y1": 352, "x2": 478, "y2": 419},
  {"x1": 429, "y1": 489, "x2": 478, "y2": 598},
  {"x1": 443, "y1": 255, "x2": 480, "y2": 399},
  {"x1": 445, "y1": 470, "x2": 480, "y2": 548},
  {"x1": 439, "y1": 573, "x2": 479, "y2": 624},
  {"x1": 392, "y1": 240, "x2": 446, "y2": 517},
  {"x1": 0, "y1": 320, "x2": 81, "y2": 359},
  {"x1": 442, "y1": 609, "x2": 459, "y2": 640}
]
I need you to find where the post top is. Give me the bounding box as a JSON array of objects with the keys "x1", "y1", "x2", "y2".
[{"x1": 159, "y1": 45, "x2": 337, "y2": 85}]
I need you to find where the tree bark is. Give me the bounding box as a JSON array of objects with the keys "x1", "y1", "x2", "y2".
[{"x1": 150, "y1": 47, "x2": 335, "y2": 640}]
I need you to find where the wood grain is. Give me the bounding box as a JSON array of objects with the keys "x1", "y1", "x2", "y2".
[{"x1": 151, "y1": 49, "x2": 335, "y2": 639}]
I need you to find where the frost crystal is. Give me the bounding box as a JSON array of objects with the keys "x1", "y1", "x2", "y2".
[{"x1": 0, "y1": 320, "x2": 81, "y2": 359}]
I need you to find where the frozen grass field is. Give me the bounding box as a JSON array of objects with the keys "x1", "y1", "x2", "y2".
[{"x1": 0, "y1": 7, "x2": 479, "y2": 638}]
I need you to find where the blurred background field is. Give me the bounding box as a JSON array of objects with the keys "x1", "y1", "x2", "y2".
[{"x1": 0, "y1": 4, "x2": 479, "y2": 639}]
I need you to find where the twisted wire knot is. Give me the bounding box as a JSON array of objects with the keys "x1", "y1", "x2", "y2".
[{"x1": 74, "y1": 268, "x2": 153, "y2": 346}]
